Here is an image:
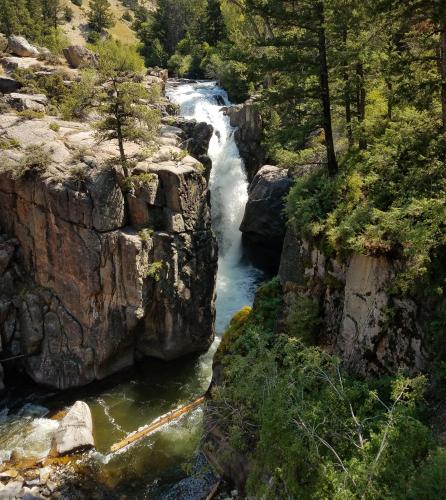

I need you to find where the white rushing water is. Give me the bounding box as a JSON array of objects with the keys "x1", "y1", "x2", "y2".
[{"x1": 167, "y1": 81, "x2": 262, "y2": 332}]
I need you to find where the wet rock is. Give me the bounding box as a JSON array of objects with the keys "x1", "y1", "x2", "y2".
[
  {"x1": 0, "y1": 76, "x2": 21, "y2": 94},
  {"x1": 6, "y1": 92, "x2": 47, "y2": 111},
  {"x1": 51, "y1": 401, "x2": 94, "y2": 456},
  {"x1": 224, "y1": 100, "x2": 265, "y2": 181},
  {"x1": 7, "y1": 36, "x2": 39, "y2": 57},
  {"x1": 63, "y1": 45, "x2": 97, "y2": 69}
]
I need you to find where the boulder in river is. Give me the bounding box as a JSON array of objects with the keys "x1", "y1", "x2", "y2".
[{"x1": 51, "y1": 401, "x2": 94, "y2": 456}]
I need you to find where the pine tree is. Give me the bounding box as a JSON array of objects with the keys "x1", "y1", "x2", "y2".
[
  {"x1": 204, "y1": 0, "x2": 227, "y2": 45},
  {"x1": 88, "y1": 0, "x2": 114, "y2": 33},
  {"x1": 94, "y1": 41, "x2": 161, "y2": 177}
]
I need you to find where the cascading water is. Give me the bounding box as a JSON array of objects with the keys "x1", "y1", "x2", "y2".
[
  {"x1": 168, "y1": 81, "x2": 262, "y2": 332},
  {"x1": 0, "y1": 81, "x2": 263, "y2": 498}
]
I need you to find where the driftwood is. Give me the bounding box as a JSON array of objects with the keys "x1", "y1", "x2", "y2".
[{"x1": 110, "y1": 396, "x2": 205, "y2": 453}]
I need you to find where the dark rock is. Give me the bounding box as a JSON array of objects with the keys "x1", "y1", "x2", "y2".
[
  {"x1": 224, "y1": 100, "x2": 265, "y2": 181},
  {"x1": 173, "y1": 118, "x2": 214, "y2": 158},
  {"x1": 0, "y1": 76, "x2": 21, "y2": 94},
  {"x1": 240, "y1": 165, "x2": 292, "y2": 270}
]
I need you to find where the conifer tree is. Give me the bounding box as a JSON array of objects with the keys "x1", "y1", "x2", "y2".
[
  {"x1": 88, "y1": 0, "x2": 114, "y2": 33},
  {"x1": 94, "y1": 41, "x2": 161, "y2": 177}
]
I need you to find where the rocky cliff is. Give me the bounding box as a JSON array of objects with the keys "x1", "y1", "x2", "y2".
[
  {"x1": 240, "y1": 165, "x2": 292, "y2": 271},
  {"x1": 278, "y1": 229, "x2": 426, "y2": 376},
  {"x1": 224, "y1": 99, "x2": 265, "y2": 182},
  {"x1": 0, "y1": 113, "x2": 217, "y2": 390}
]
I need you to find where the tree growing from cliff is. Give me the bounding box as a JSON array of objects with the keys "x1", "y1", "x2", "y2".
[
  {"x1": 94, "y1": 40, "x2": 161, "y2": 177},
  {"x1": 88, "y1": 0, "x2": 114, "y2": 33}
]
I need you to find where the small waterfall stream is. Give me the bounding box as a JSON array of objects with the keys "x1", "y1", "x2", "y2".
[
  {"x1": 167, "y1": 81, "x2": 262, "y2": 331},
  {"x1": 0, "y1": 81, "x2": 263, "y2": 497}
]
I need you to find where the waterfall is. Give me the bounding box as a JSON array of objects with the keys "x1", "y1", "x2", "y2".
[{"x1": 167, "y1": 81, "x2": 262, "y2": 332}]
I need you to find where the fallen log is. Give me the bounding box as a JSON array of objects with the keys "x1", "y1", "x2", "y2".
[{"x1": 110, "y1": 395, "x2": 205, "y2": 453}]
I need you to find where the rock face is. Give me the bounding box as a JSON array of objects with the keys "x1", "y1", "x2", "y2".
[
  {"x1": 7, "y1": 36, "x2": 39, "y2": 57},
  {"x1": 224, "y1": 99, "x2": 265, "y2": 181},
  {"x1": 63, "y1": 45, "x2": 97, "y2": 69},
  {"x1": 0, "y1": 113, "x2": 217, "y2": 389},
  {"x1": 240, "y1": 165, "x2": 292, "y2": 268},
  {"x1": 6, "y1": 92, "x2": 47, "y2": 111},
  {"x1": 278, "y1": 230, "x2": 426, "y2": 376},
  {"x1": 51, "y1": 401, "x2": 94, "y2": 456}
]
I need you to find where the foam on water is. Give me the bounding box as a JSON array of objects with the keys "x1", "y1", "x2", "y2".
[{"x1": 167, "y1": 81, "x2": 262, "y2": 332}]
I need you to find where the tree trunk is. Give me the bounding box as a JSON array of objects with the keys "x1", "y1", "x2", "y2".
[
  {"x1": 440, "y1": 16, "x2": 446, "y2": 132},
  {"x1": 356, "y1": 61, "x2": 367, "y2": 150},
  {"x1": 317, "y1": 2, "x2": 338, "y2": 176},
  {"x1": 342, "y1": 31, "x2": 353, "y2": 147},
  {"x1": 386, "y1": 78, "x2": 393, "y2": 120}
]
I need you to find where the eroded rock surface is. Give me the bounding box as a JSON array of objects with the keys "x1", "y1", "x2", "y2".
[
  {"x1": 240, "y1": 165, "x2": 292, "y2": 269},
  {"x1": 7, "y1": 36, "x2": 39, "y2": 58},
  {"x1": 224, "y1": 99, "x2": 265, "y2": 181},
  {"x1": 279, "y1": 230, "x2": 426, "y2": 376},
  {"x1": 0, "y1": 112, "x2": 217, "y2": 389}
]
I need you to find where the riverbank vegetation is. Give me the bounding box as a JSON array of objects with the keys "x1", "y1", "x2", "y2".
[{"x1": 208, "y1": 282, "x2": 446, "y2": 499}]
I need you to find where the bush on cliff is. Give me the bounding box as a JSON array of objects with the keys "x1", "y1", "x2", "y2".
[{"x1": 208, "y1": 281, "x2": 446, "y2": 499}]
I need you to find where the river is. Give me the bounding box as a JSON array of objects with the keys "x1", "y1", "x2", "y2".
[{"x1": 0, "y1": 81, "x2": 262, "y2": 498}]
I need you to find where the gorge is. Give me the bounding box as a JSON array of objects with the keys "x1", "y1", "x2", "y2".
[{"x1": 0, "y1": 79, "x2": 264, "y2": 497}]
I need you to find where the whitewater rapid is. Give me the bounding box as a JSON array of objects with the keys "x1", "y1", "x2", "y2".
[{"x1": 167, "y1": 81, "x2": 262, "y2": 332}]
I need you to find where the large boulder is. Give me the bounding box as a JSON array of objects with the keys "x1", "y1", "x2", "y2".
[
  {"x1": 63, "y1": 45, "x2": 97, "y2": 69},
  {"x1": 6, "y1": 92, "x2": 47, "y2": 111},
  {"x1": 240, "y1": 165, "x2": 292, "y2": 268},
  {"x1": 51, "y1": 401, "x2": 94, "y2": 456},
  {"x1": 0, "y1": 76, "x2": 21, "y2": 94},
  {"x1": 7, "y1": 35, "x2": 39, "y2": 57}
]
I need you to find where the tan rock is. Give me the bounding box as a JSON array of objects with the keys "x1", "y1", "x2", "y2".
[
  {"x1": 63, "y1": 45, "x2": 97, "y2": 69},
  {"x1": 7, "y1": 36, "x2": 39, "y2": 57},
  {"x1": 51, "y1": 401, "x2": 94, "y2": 456}
]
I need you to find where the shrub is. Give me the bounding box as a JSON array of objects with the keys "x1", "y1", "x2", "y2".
[
  {"x1": 64, "y1": 6, "x2": 74, "y2": 22},
  {"x1": 12, "y1": 144, "x2": 52, "y2": 179},
  {"x1": 138, "y1": 228, "x2": 153, "y2": 242},
  {"x1": 16, "y1": 110, "x2": 45, "y2": 120},
  {"x1": 145, "y1": 261, "x2": 163, "y2": 281},
  {"x1": 49, "y1": 123, "x2": 60, "y2": 132},
  {"x1": 209, "y1": 299, "x2": 443, "y2": 499}
]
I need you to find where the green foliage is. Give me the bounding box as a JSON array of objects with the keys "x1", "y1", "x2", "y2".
[
  {"x1": 16, "y1": 110, "x2": 45, "y2": 120},
  {"x1": 59, "y1": 70, "x2": 97, "y2": 120},
  {"x1": 285, "y1": 293, "x2": 320, "y2": 344},
  {"x1": 10, "y1": 144, "x2": 52, "y2": 179},
  {"x1": 138, "y1": 227, "x2": 154, "y2": 242},
  {"x1": 64, "y1": 6, "x2": 73, "y2": 22},
  {"x1": 88, "y1": 0, "x2": 114, "y2": 33},
  {"x1": 49, "y1": 122, "x2": 60, "y2": 132},
  {"x1": 145, "y1": 260, "x2": 163, "y2": 281},
  {"x1": 211, "y1": 297, "x2": 444, "y2": 499}
]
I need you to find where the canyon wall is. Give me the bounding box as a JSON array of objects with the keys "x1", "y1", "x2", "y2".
[{"x1": 0, "y1": 114, "x2": 217, "y2": 390}]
